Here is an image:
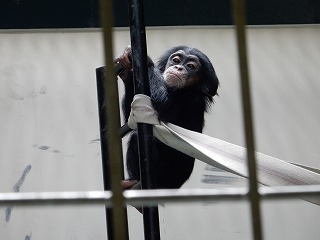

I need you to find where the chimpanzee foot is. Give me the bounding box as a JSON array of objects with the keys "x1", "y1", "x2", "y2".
[
  {"x1": 121, "y1": 179, "x2": 141, "y2": 190},
  {"x1": 121, "y1": 180, "x2": 143, "y2": 213}
]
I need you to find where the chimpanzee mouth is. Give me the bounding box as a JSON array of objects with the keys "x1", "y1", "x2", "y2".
[{"x1": 166, "y1": 72, "x2": 182, "y2": 81}]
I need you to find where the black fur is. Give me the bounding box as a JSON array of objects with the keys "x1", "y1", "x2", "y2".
[{"x1": 123, "y1": 46, "x2": 219, "y2": 189}]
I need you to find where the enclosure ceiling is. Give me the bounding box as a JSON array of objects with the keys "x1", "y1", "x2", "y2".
[{"x1": 1, "y1": 0, "x2": 319, "y2": 29}]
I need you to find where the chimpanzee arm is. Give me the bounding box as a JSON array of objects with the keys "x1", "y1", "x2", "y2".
[{"x1": 120, "y1": 55, "x2": 168, "y2": 122}]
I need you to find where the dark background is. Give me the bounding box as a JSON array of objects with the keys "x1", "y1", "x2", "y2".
[{"x1": 0, "y1": 0, "x2": 319, "y2": 29}]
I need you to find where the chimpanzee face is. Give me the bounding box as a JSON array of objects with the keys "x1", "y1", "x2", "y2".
[{"x1": 163, "y1": 50, "x2": 201, "y2": 89}]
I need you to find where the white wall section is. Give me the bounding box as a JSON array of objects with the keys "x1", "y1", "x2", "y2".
[{"x1": 0, "y1": 25, "x2": 319, "y2": 239}]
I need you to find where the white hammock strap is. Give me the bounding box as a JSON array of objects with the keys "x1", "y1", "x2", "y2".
[
  {"x1": 128, "y1": 94, "x2": 160, "y2": 129},
  {"x1": 128, "y1": 94, "x2": 320, "y2": 206}
]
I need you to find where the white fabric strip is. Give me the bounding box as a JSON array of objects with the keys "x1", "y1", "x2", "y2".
[{"x1": 128, "y1": 94, "x2": 320, "y2": 205}]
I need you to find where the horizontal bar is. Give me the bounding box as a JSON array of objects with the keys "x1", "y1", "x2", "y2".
[
  {"x1": 125, "y1": 185, "x2": 320, "y2": 206},
  {"x1": 0, "y1": 185, "x2": 319, "y2": 207},
  {"x1": 0, "y1": 191, "x2": 113, "y2": 206},
  {"x1": 125, "y1": 188, "x2": 247, "y2": 205},
  {"x1": 260, "y1": 185, "x2": 320, "y2": 200}
]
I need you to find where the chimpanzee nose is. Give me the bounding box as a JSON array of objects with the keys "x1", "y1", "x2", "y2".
[{"x1": 174, "y1": 65, "x2": 184, "y2": 71}]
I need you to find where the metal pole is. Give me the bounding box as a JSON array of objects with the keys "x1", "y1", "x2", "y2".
[
  {"x1": 127, "y1": 0, "x2": 161, "y2": 239},
  {"x1": 96, "y1": 67, "x2": 129, "y2": 240},
  {"x1": 231, "y1": 0, "x2": 263, "y2": 240},
  {"x1": 96, "y1": 67, "x2": 113, "y2": 240},
  {"x1": 99, "y1": 1, "x2": 129, "y2": 240},
  {"x1": 1, "y1": 185, "x2": 320, "y2": 206}
]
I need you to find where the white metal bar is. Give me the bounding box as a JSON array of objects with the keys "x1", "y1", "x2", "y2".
[{"x1": 1, "y1": 185, "x2": 319, "y2": 206}]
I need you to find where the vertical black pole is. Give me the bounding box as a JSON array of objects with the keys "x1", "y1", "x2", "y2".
[
  {"x1": 96, "y1": 67, "x2": 114, "y2": 240},
  {"x1": 96, "y1": 67, "x2": 129, "y2": 240},
  {"x1": 127, "y1": 0, "x2": 161, "y2": 240}
]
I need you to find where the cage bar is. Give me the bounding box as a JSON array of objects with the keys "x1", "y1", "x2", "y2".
[
  {"x1": 98, "y1": 0, "x2": 129, "y2": 239},
  {"x1": 231, "y1": 0, "x2": 263, "y2": 239},
  {"x1": 1, "y1": 185, "x2": 320, "y2": 206}
]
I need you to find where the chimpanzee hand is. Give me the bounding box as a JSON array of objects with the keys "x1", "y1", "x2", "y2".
[
  {"x1": 115, "y1": 46, "x2": 133, "y2": 83},
  {"x1": 117, "y1": 46, "x2": 132, "y2": 69}
]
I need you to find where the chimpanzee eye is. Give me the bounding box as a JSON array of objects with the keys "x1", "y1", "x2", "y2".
[
  {"x1": 172, "y1": 56, "x2": 181, "y2": 64},
  {"x1": 187, "y1": 63, "x2": 196, "y2": 70}
]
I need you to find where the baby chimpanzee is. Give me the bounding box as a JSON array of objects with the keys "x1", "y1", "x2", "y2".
[{"x1": 116, "y1": 46, "x2": 219, "y2": 189}]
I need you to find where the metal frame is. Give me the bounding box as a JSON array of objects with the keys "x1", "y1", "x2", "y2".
[{"x1": 1, "y1": 0, "x2": 319, "y2": 240}]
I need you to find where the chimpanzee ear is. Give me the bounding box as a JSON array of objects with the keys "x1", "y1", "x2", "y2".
[
  {"x1": 202, "y1": 72, "x2": 219, "y2": 97},
  {"x1": 157, "y1": 61, "x2": 166, "y2": 72},
  {"x1": 157, "y1": 55, "x2": 170, "y2": 73}
]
